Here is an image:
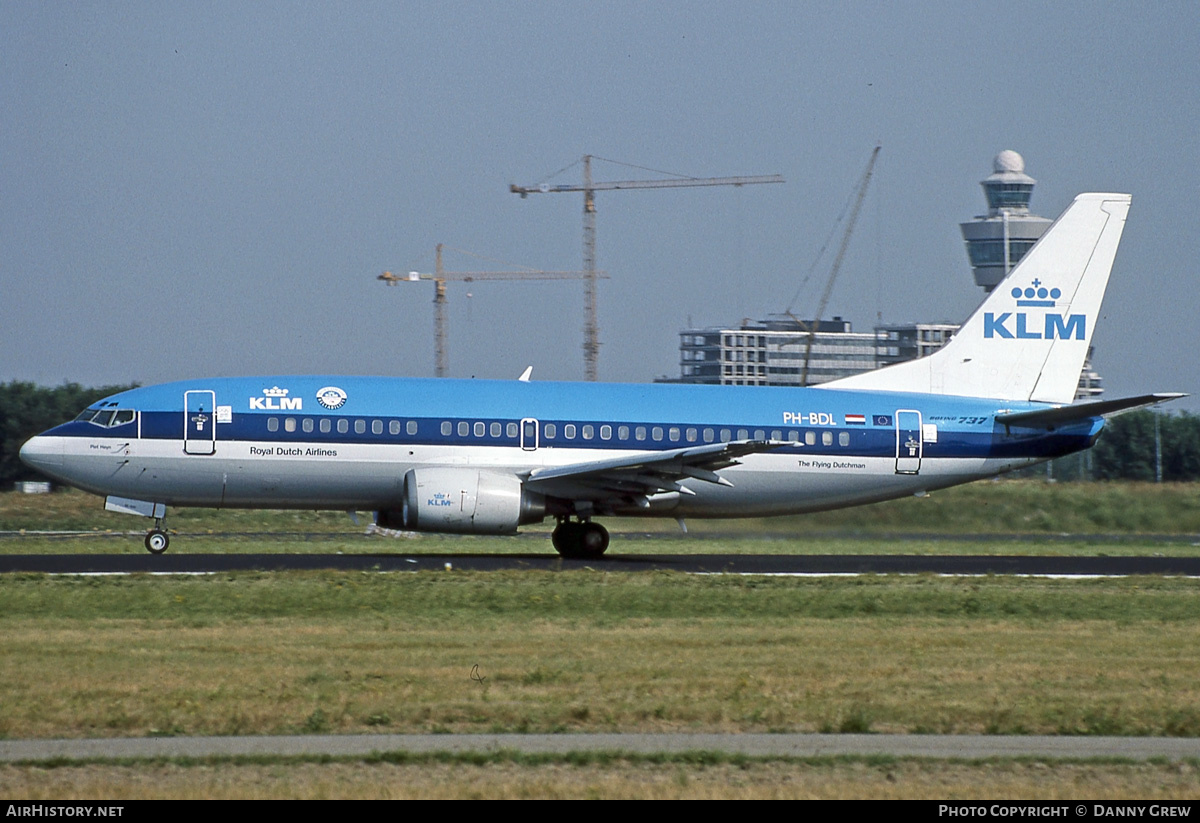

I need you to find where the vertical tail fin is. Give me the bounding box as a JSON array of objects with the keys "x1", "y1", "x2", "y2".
[{"x1": 820, "y1": 192, "x2": 1132, "y2": 403}]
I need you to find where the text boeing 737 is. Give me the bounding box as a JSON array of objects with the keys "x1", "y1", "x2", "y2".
[{"x1": 19, "y1": 193, "x2": 1183, "y2": 557}]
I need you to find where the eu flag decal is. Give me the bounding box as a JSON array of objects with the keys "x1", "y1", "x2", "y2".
[{"x1": 873, "y1": 414, "x2": 893, "y2": 426}]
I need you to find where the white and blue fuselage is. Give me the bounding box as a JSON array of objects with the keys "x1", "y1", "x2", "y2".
[{"x1": 21, "y1": 375, "x2": 1097, "y2": 515}]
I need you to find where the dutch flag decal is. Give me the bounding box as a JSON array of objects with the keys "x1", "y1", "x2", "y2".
[{"x1": 844, "y1": 414, "x2": 866, "y2": 425}]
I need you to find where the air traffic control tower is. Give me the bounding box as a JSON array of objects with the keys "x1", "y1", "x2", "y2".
[{"x1": 959, "y1": 150, "x2": 1052, "y2": 292}]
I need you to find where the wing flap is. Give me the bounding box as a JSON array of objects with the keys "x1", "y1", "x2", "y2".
[{"x1": 524, "y1": 439, "x2": 786, "y2": 502}]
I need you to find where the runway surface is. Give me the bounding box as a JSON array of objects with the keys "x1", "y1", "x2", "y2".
[
  {"x1": 3, "y1": 733, "x2": 1200, "y2": 762},
  {"x1": 3, "y1": 552, "x2": 1200, "y2": 575}
]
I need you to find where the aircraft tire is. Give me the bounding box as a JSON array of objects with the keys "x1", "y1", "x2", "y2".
[
  {"x1": 551, "y1": 522, "x2": 578, "y2": 555},
  {"x1": 579, "y1": 522, "x2": 609, "y2": 558},
  {"x1": 145, "y1": 529, "x2": 169, "y2": 554},
  {"x1": 553, "y1": 521, "x2": 609, "y2": 559}
]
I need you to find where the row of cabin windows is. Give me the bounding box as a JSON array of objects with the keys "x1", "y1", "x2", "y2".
[
  {"x1": 264, "y1": 417, "x2": 852, "y2": 448},
  {"x1": 266, "y1": 417, "x2": 420, "y2": 436}
]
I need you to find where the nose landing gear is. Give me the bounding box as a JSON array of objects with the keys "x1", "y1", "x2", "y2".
[
  {"x1": 144, "y1": 518, "x2": 170, "y2": 554},
  {"x1": 551, "y1": 518, "x2": 609, "y2": 559}
]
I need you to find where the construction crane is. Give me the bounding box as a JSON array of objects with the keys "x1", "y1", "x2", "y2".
[
  {"x1": 790, "y1": 145, "x2": 881, "y2": 386},
  {"x1": 511, "y1": 155, "x2": 784, "y2": 381},
  {"x1": 378, "y1": 243, "x2": 596, "y2": 378}
]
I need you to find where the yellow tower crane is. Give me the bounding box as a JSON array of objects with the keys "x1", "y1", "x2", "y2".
[
  {"x1": 511, "y1": 155, "x2": 784, "y2": 381},
  {"x1": 378, "y1": 243, "x2": 597, "y2": 378}
]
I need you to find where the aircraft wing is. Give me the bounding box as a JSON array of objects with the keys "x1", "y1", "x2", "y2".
[
  {"x1": 523, "y1": 439, "x2": 787, "y2": 504},
  {"x1": 995, "y1": 392, "x2": 1187, "y2": 429}
]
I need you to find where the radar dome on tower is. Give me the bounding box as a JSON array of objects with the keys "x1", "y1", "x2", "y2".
[
  {"x1": 980, "y1": 150, "x2": 1038, "y2": 213},
  {"x1": 960, "y1": 151, "x2": 1051, "y2": 291},
  {"x1": 993, "y1": 149, "x2": 1025, "y2": 174}
]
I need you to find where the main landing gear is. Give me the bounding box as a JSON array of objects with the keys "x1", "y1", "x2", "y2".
[
  {"x1": 551, "y1": 518, "x2": 609, "y2": 559},
  {"x1": 144, "y1": 518, "x2": 170, "y2": 554}
]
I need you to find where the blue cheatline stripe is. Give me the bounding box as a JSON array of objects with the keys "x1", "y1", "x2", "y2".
[{"x1": 50, "y1": 411, "x2": 1098, "y2": 461}]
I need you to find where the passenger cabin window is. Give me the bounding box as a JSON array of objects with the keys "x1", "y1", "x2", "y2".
[
  {"x1": 582, "y1": 425, "x2": 594, "y2": 440},
  {"x1": 389, "y1": 420, "x2": 401, "y2": 435},
  {"x1": 506, "y1": 422, "x2": 518, "y2": 438},
  {"x1": 490, "y1": 422, "x2": 501, "y2": 438},
  {"x1": 564, "y1": 424, "x2": 576, "y2": 439},
  {"x1": 267, "y1": 417, "x2": 279, "y2": 432},
  {"x1": 544, "y1": 423, "x2": 557, "y2": 439},
  {"x1": 320, "y1": 418, "x2": 332, "y2": 433},
  {"x1": 372, "y1": 420, "x2": 383, "y2": 435},
  {"x1": 441, "y1": 421, "x2": 452, "y2": 436},
  {"x1": 408, "y1": 421, "x2": 418, "y2": 435},
  {"x1": 355, "y1": 420, "x2": 366, "y2": 434},
  {"x1": 337, "y1": 419, "x2": 349, "y2": 434},
  {"x1": 458, "y1": 422, "x2": 469, "y2": 436}
]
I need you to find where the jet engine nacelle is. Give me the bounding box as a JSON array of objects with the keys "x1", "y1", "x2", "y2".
[{"x1": 377, "y1": 468, "x2": 546, "y2": 535}]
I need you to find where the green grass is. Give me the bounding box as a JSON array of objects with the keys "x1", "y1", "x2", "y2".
[
  {"x1": 1, "y1": 481, "x2": 1198, "y2": 556},
  {"x1": 4, "y1": 482, "x2": 1199, "y2": 798},
  {"x1": 4, "y1": 756, "x2": 1199, "y2": 799},
  {"x1": 3, "y1": 571, "x2": 1200, "y2": 740}
]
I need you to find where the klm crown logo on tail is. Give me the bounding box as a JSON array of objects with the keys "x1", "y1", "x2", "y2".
[{"x1": 983, "y1": 279, "x2": 1085, "y2": 340}]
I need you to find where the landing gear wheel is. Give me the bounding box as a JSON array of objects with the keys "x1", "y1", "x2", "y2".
[
  {"x1": 552, "y1": 520, "x2": 609, "y2": 559},
  {"x1": 145, "y1": 529, "x2": 169, "y2": 555},
  {"x1": 551, "y1": 522, "x2": 575, "y2": 554},
  {"x1": 579, "y1": 522, "x2": 609, "y2": 557}
]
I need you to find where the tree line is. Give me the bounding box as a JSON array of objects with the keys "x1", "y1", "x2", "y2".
[
  {"x1": 1, "y1": 382, "x2": 1198, "y2": 488},
  {"x1": 0, "y1": 382, "x2": 138, "y2": 487}
]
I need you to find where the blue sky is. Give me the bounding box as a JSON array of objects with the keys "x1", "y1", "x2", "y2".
[{"x1": 3, "y1": 2, "x2": 1197, "y2": 410}]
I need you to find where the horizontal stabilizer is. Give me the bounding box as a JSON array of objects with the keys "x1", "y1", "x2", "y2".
[{"x1": 996, "y1": 393, "x2": 1187, "y2": 429}]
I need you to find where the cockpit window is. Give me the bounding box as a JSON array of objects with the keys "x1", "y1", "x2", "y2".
[{"x1": 75, "y1": 407, "x2": 136, "y2": 427}]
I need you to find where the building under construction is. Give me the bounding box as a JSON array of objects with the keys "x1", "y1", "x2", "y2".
[{"x1": 669, "y1": 317, "x2": 959, "y2": 387}]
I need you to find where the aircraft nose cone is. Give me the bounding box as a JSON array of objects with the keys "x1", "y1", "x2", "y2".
[{"x1": 19, "y1": 435, "x2": 63, "y2": 472}]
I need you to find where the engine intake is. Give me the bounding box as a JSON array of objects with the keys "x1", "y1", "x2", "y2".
[{"x1": 377, "y1": 468, "x2": 546, "y2": 535}]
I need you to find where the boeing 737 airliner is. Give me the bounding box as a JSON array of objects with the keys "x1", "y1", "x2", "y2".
[{"x1": 19, "y1": 193, "x2": 1183, "y2": 557}]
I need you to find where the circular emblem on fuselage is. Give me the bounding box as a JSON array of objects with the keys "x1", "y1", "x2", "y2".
[{"x1": 315, "y1": 386, "x2": 348, "y2": 410}]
